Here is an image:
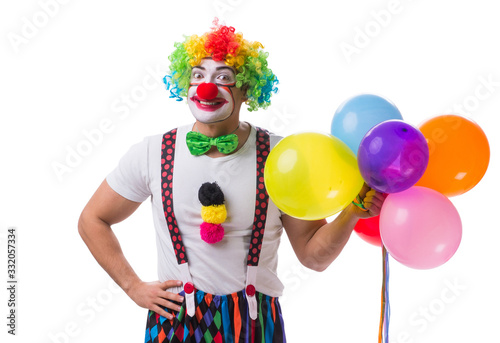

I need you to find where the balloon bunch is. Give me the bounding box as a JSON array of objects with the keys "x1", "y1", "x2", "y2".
[
  {"x1": 264, "y1": 93, "x2": 489, "y2": 343},
  {"x1": 332, "y1": 94, "x2": 489, "y2": 343},
  {"x1": 337, "y1": 94, "x2": 490, "y2": 270}
]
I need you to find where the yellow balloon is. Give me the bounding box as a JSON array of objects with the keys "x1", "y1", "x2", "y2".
[{"x1": 265, "y1": 132, "x2": 364, "y2": 220}]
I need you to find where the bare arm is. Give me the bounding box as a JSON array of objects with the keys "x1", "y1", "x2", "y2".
[
  {"x1": 78, "y1": 180, "x2": 183, "y2": 319},
  {"x1": 283, "y1": 185, "x2": 386, "y2": 272}
]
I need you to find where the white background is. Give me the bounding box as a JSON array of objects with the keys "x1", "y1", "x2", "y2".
[{"x1": 1, "y1": 0, "x2": 499, "y2": 342}]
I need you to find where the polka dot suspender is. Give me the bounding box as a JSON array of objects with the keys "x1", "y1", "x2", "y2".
[
  {"x1": 160, "y1": 129, "x2": 187, "y2": 265},
  {"x1": 160, "y1": 127, "x2": 271, "y2": 267},
  {"x1": 247, "y1": 128, "x2": 270, "y2": 267}
]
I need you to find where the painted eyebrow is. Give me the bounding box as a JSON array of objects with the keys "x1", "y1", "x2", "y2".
[{"x1": 215, "y1": 66, "x2": 235, "y2": 74}]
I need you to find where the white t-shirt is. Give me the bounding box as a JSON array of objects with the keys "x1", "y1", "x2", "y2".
[{"x1": 106, "y1": 123, "x2": 285, "y2": 296}]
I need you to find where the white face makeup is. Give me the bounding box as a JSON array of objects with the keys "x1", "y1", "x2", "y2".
[{"x1": 187, "y1": 58, "x2": 246, "y2": 124}]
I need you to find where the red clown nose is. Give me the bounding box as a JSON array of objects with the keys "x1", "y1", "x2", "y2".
[{"x1": 197, "y1": 83, "x2": 218, "y2": 100}]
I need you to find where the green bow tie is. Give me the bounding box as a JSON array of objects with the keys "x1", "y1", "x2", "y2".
[{"x1": 186, "y1": 131, "x2": 239, "y2": 156}]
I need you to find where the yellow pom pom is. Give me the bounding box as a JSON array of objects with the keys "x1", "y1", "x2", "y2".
[{"x1": 201, "y1": 205, "x2": 227, "y2": 224}]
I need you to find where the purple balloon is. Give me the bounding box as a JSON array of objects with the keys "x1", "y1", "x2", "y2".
[{"x1": 357, "y1": 120, "x2": 429, "y2": 193}]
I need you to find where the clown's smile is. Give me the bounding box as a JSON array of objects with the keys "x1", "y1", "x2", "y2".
[{"x1": 190, "y1": 95, "x2": 228, "y2": 112}]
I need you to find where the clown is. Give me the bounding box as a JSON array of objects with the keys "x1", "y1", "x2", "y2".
[{"x1": 78, "y1": 19, "x2": 386, "y2": 342}]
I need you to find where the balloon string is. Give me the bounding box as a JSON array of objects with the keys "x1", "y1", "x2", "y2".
[
  {"x1": 384, "y1": 246, "x2": 391, "y2": 340},
  {"x1": 379, "y1": 245, "x2": 390, "y2": 343}
]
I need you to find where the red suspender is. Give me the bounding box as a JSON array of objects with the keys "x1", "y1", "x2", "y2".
[
  {"x1": 160, "y1": 129, "x2": 187, "y2": 265},
  {"x1": 247, "y1": 128, "x2": 270, "y2": 267}
]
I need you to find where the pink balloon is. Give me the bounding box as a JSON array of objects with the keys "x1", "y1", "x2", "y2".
[{"x1": 380, "y1": 186, "x2": 462, "y2": 269}]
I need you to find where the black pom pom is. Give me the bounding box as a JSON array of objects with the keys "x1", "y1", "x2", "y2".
[{"x1": 198, "y1": 182, "x2": 225, "y2": 206}]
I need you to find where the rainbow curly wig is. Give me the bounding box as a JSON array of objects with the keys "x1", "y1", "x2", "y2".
[{"x1": 164, "y1": 19, "x2": 279, "y2": 112}]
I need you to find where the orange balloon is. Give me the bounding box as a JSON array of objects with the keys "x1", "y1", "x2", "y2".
[{"x1": 415, "y1": 114, "x2": 489, "y2": 197}]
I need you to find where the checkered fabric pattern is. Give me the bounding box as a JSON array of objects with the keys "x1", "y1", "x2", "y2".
[{"x1": 145, "y1": 289, "x2": 286, "y2": 343}]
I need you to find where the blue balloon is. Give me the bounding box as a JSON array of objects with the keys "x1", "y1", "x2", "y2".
[{"x1": 331, "y1": 94, "x2": 403, "y2": 155}]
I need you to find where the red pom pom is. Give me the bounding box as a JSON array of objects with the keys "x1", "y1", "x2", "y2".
[{"x1": 200, "y1": 222, "x2": 224, "y2": 244}]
